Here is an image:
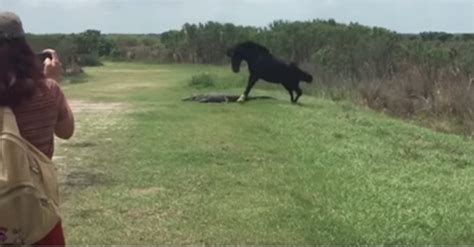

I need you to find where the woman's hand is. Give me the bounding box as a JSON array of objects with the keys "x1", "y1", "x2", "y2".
[{"x1": 43, "y1": 49, "x2": 62, "y2": 81}]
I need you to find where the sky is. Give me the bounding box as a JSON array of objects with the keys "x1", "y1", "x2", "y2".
[{"x1": 0, "y1": 0, "x2": 473, "y2": 34}]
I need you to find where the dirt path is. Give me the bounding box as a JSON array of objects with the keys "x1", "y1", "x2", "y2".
[
  {"x1": 54, "y1": 100, "x2": 129, "y2": 199},
  {"x1": 68, "y1": 100, "x2": 126, "y2": 113}
]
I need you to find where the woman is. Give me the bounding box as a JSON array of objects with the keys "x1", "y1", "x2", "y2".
[{"x1": 0, "y1": 11, "x2": 74, "y2": 246}]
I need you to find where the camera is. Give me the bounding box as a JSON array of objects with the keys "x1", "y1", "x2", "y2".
[{"x1": 36, "y1": 51, "x2": 53, "y2": 62}]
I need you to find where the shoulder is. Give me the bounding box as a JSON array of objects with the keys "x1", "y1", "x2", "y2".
[
  {"x1": 42, "y1": 78, "x2": 59, "y2": 89},
  {"x1": 40, "y1": 79, "x2": 63, "y2": 95}
]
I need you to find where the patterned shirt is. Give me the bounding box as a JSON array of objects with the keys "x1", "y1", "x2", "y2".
[{"x1": 12, "y1": 79, "x2": 70, "y2": 159}]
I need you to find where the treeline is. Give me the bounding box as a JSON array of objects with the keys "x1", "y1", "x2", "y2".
[
  {"x1": 27, "y1": 30, "x2": 115, "y2": 75},
  {"x1": 27, "y1": 19, "x2": 474, "y2": 134},
  {"x1": 27, "y1": 20, "x2": 474, "y2": 79},
  {"x1": 27, "y1": 20, "x2": 474, "y2": 70}
]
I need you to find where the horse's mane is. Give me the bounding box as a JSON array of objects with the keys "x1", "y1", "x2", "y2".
[{"x1": 235, "y1": 41, "x2": 270, "y2": 54}]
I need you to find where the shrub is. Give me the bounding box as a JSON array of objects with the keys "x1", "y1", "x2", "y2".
[
  {"x1": 77, "y1": 54, "x2": 103, "y2": 67},
  {"x1": 188, "y1": 73, "x2": 217, "y2": 88}
]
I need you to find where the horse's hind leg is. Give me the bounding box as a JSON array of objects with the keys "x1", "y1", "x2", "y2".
[
  {"x1": 283, "y1": 84, "x2": 295, "y2": 102},
  {"x1": 238, "y1": 74, "x2": 258, "y2": 102},
  {"x1": 294, "y1": 87, "x2": 303, "y2": 103}
]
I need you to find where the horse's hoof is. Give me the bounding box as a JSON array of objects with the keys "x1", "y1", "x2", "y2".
[{"x1": 237, "y1": 95, "x2": 246, "y2": 103}]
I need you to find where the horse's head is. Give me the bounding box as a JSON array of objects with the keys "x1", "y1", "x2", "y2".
[
  {"x1": 226, "y1": 47, "x2": 234, "y2": 58},
  {"x1": 227, "y1": 41, "x2": 270, "y2": 73},
  {"x1": 226, "y1": 46, "x2": 243, "y2": 73},
  {"x1": 230, "y1": 53, "x2": 243, "y2": 73},
  {"x1": 290, "y1": 63, "x2": 313, "y2": 83}
]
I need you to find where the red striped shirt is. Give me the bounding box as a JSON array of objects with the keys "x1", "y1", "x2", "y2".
[{"x1": 12, "y1": 79, "x2": 69, "y2": 159}]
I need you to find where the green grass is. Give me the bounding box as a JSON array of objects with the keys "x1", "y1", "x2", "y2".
[{"x1": 56, "y1": 62, "x2": 474, "y2": 244}]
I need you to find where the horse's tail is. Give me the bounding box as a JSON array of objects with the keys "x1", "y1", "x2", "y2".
[{"x1": 290, "y1": 63, "x2": 313, "y2": 83}]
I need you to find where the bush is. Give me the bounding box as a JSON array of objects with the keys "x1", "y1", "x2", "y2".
[
  {"x1": 188, "y1": 73, "x2": 217, "y2": 88},
  {"x1": 77, "y1": 54, "x2": 103, "y2": 67}
]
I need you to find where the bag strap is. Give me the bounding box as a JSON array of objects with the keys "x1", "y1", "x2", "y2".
[
  {"x1": 0, "y1": 107, "x2": 4, "y2": 132},
  {"x1": 0, "y1": 107, "x2": 20, "y2": 135}
]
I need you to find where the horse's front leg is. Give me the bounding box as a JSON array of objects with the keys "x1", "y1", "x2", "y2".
[{"x1": 238, "y1": 74, "x2": 258, "y2": 102}]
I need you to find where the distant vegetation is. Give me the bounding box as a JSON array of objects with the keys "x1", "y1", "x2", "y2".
[{"x1": 27, "y1": 19, "x2": 474, "y2": 135}]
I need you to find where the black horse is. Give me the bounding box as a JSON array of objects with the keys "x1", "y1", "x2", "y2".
[{"x1": 226, "y1": 41, "x2": 313, "y2": 103}]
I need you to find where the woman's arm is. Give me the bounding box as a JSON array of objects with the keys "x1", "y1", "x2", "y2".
[
  {"x1": 42, "y1": 49, "x2": 75, "y2": 139},
  {"x1": 55, "y1": 98, "x2": 75, "y2": 139}
]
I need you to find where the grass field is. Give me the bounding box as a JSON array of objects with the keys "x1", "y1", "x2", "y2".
[{"x1": 56, "y1": 62, "x2": 474, "y2": 244}]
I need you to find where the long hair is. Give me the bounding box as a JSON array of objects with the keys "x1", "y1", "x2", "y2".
[{"x1": 0, "y1": 38, "x2": 43, "y2": 107}]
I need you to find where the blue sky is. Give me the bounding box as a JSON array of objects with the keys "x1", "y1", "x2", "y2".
[{"x1": 0, "y1": 0, "x2": 473, "y2": 34}]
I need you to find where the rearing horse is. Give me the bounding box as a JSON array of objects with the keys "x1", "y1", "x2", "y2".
[{"x1": 226, "y1": 41, "x2": 313, "y2": 103}]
